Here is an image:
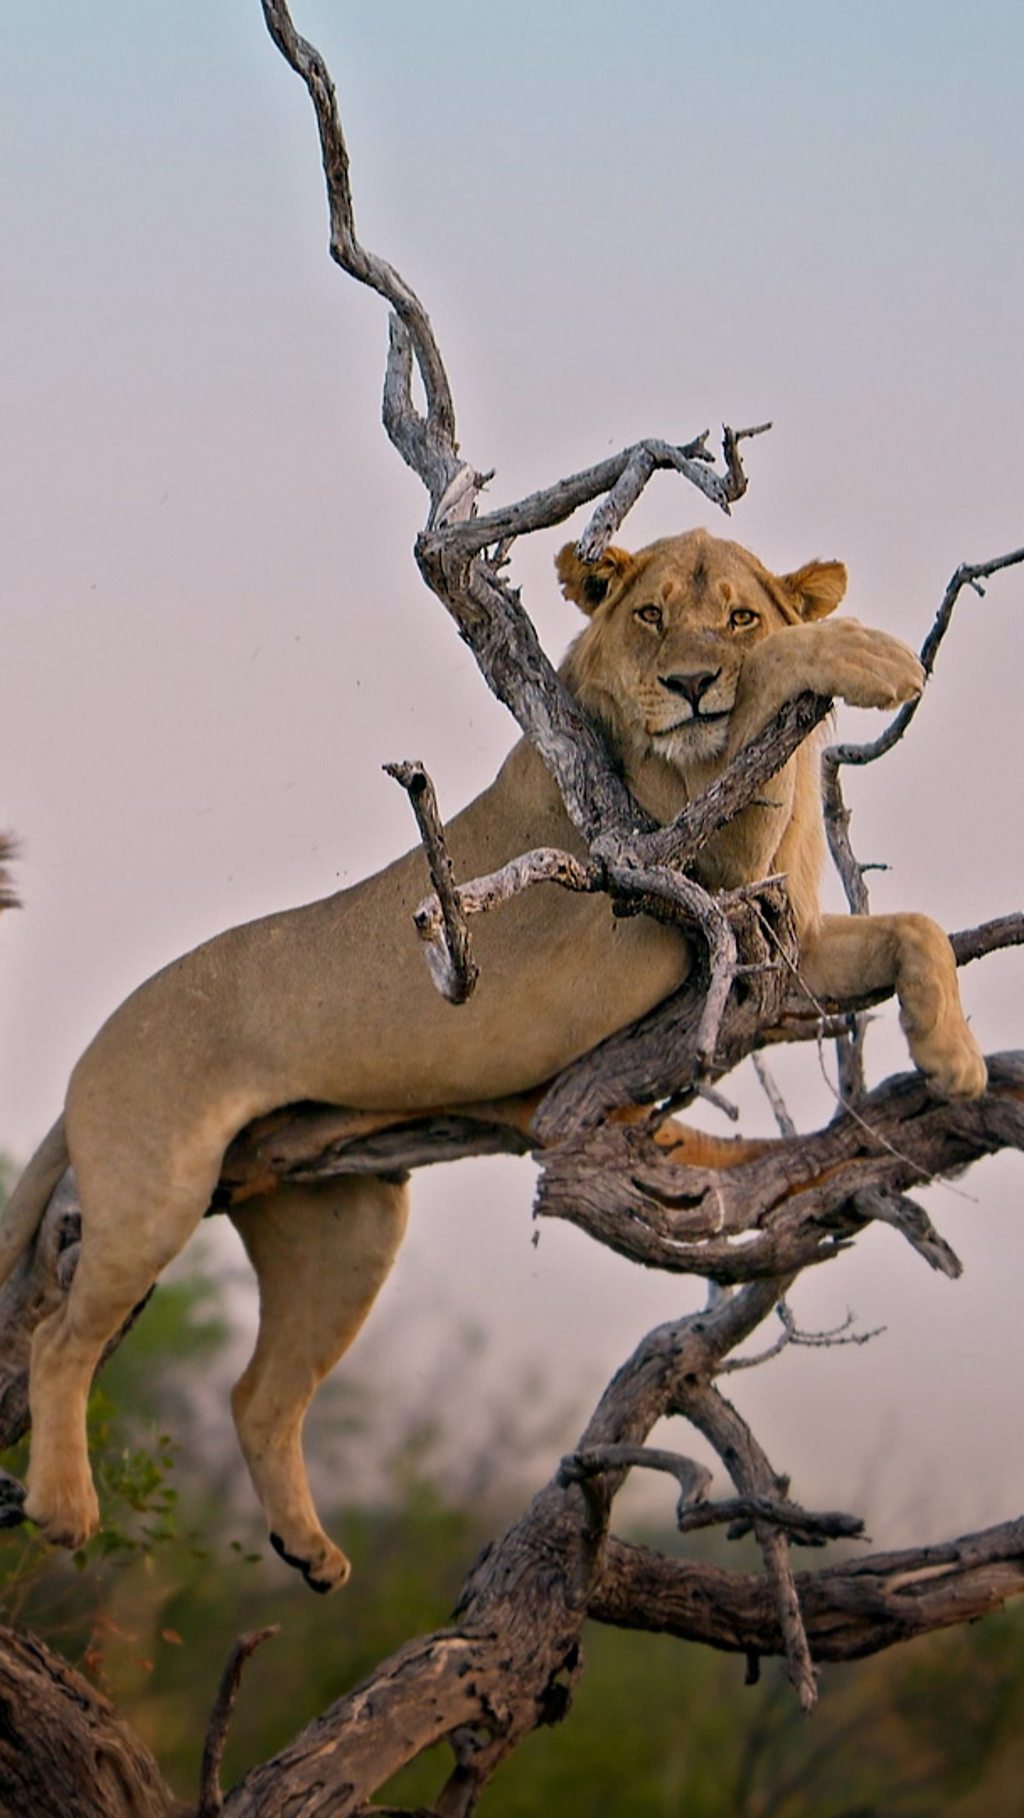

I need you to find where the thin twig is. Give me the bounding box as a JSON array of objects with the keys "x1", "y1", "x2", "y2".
[
  {"x1": 677, "y1": 1495, "x2": 864, "y2": 1546},
  {"x1": 697, "y1": 1082, "x2": 741, "y2": 1121},
  {"x1": 828, "y1": 544, "x2": 1024, "y2": 776},
  {"x1": 560, "y1": 1444, "x2": 713, "y2": 1513},
  {"x1": 854, "y1": 1188, "x2": 963, "y2": 1279},
  {"x1": 821, "y1": 545, "x2": 1024, "y2": 1105},
  {"x1": 198, "y1": 1626, "x2": 279, "y2": 1817},
  {"x1": 682, "y1": 1375, "x2": 819, "y2": 1710},
  {"x1": 719, "y1": 1303, "x2": 884, "y2": 1374},
  {"x1": 752, "y1": 1053, "x2": 798, "y2": 1138}
]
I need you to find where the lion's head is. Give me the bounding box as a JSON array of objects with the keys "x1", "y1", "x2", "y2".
[{"x1": 556, "y1": 528, "x2": 847, "y2": 767}]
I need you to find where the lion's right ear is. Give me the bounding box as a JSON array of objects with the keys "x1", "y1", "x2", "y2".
[
  {"x1": 777, "y1": 559, "x2": 848, "y2": 621},
  {"x1": 555, "y1": 543, "x2": 638, "y2": 615}
]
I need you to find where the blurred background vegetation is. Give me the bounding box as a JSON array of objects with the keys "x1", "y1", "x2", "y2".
[{"x1": 1, "y1": 1153, "x2": 1023, "y2": 1815}]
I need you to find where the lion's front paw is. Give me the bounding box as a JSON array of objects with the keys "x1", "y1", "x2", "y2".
[{"x1": 810, "y1": 619, "x2": 924, "y2": 711}]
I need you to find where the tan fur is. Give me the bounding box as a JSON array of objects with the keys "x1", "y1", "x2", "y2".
[{"x1": 1, "y1": 528, "x2": 985, "y2": 1589}]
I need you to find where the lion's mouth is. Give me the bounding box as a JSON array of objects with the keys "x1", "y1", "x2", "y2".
[{"x1": 653, "y1": 709, "x2": 731, "y2": 737}]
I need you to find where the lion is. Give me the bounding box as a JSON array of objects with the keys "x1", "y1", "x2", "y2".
[{"x1": 0, "y1": 527, "x2": 985, "y2": 1590}]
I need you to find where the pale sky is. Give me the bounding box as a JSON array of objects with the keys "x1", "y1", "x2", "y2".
[{"x1": 2, "y1": 2, "x2": 1023, "y2": 1541}]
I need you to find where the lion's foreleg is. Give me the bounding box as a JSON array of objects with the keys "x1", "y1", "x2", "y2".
[
  {"x1": 229, "y1": 1175, "x2": 409, "y2": 1593},
  {"x1": 800, "y1": 912, "x2": 987, "y2": 1098}
]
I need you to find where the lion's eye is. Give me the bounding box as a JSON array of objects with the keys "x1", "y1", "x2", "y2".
[
  {"x1": 729, "y1": 607, "x2": 760, "y2": 630},
  {"x1": 635, "y1": 604, "x2": 663, "y2": 629}
]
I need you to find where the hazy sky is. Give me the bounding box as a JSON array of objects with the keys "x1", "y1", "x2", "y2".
[{"x1": 2, "y1": 2, "x2": 1023, "y2": 1542}]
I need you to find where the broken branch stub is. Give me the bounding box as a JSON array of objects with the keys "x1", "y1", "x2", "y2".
[{"x1": 384, "y1": 760, "x2": 480, "y2": 1004}]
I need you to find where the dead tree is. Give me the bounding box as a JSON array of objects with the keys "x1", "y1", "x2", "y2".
[{"x1": 1, "y1": 4, "x2": 1022, "y2": 1813}]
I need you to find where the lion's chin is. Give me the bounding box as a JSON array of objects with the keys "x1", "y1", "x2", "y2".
[{"x1": 654, "y1": 719, "x2": 732, "y2": 766}]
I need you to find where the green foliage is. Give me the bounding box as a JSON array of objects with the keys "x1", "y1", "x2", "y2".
[
  {"x1": 1, "y1": 1231, "x2": 1023, "y2": 1812},
  {"x1": 0, "y1": 1239, "x2": 226, "y2": 1657}
]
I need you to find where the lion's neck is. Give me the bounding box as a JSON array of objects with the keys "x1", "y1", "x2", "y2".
[{"x1": 620, "y1": 747, "x2": 723, "y2": 827}]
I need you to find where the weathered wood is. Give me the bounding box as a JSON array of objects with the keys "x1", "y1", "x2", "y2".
[
  {"x1": 592, "y1": 1516, "x2": 1024, "y2": 1661},
  {"x1": 535, "y1": 1053, "x2": 1024, "y2": 1281},
  {"x1": 0, "y1": 1627, "x2": 183, "y2": 1818},
  {"x1": 199, "y1": 1628, "x2": 280, "y2": 1818}
]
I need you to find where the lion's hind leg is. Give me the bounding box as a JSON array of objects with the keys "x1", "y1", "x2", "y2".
[
  {"x1": 229, "y1": 1174, "x2": 408, "y2": 1593},
  {"x1": 800, "y1": 912, "x2": 987, "y2": 1098},
  {"x1": 24, "y1": 1159, "x2": 221, "y2": 1550}
]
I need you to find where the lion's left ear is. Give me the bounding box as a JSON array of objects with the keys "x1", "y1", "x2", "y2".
[
  {"x1": 555, "y1": 543, "x2": 639, "y2": 615},
  {"x1": 778, "y1": 559, "x2": 848, "y2": 621}
]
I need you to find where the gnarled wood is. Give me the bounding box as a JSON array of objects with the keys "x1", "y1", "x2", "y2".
[{"x1": 0, "y1": 1627, "x2": 182, "y2": 1818}]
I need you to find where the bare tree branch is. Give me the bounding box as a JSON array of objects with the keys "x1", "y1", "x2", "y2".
[
  {"x1": 411, "y1": 846, "x2": 596, "y2": 952},
  {"x1": 198, "y1": 1628, "x2": 279, "y2": 1818},
  {"x1": 752, "y1": 1053, "x2": 798, "y2": 1137},
  {"x1": 0, "y1": 1627, "x2": 179, "y2": 1818},
  {"x1": 259, "y1": 0, "x2": 464, "y2": 512},
  {"x1": 592, "y1": 1516, "x2": 1024, "y2": 1662},
  {"x1": 385, "y1": 761, "x2": 480, "y2": 1004},
  {"x1": 827, "y1": 544, "x2": 1024, "y2": 783},
  {"x1": 821, "y1": 545, "x2": 1024, "y2": 1102},
  {"x1": 535, "y1": 1053, "x2": 1024, "y2": 1282},
  {"x1": 560, "y1": 1445, "x2": 863, "y2": 1545}
]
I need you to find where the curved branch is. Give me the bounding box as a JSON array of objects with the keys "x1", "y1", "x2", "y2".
[
  {"x1": 822, "y1": 545, "x2": 1024, "y2": 921},
  {"x1": 199, "y1": 1628, "x2": 280, "y2": 1818},
  {"x1": 828, "y1": 544, "x2": 1024, "y2": 777},
  {"x1": 260, "y1": 0, "x2": 462, "y2": 506}
]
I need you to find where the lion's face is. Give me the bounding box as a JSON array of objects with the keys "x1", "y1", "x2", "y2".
[{"x1": 557, "y1": 528, "x2": 847, "y2": 766}]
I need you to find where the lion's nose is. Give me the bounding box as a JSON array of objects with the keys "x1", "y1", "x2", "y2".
[{"x1": 659, "y1": 669, "x2": 721, "y2": 709}]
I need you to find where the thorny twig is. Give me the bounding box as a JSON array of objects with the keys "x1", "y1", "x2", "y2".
[{"x1": 719, "y1": 1302, "x2": 885, "y2": 1375}]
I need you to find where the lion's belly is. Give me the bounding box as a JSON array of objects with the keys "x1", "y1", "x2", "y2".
[
  {"x1": 66, "y1": 826, "x2": 691, "y2": 1148},
  {"x1": 295, "y1": 879, "x2": 692, "y2": 1110}
]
